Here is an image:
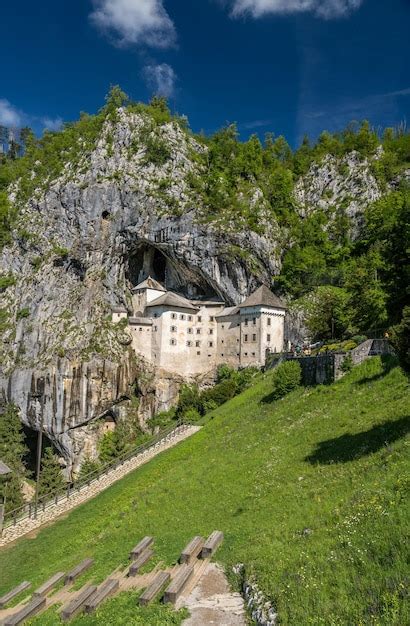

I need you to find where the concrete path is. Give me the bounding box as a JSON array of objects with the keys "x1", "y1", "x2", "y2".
[
  {"x1": 181, "y1": 563, "x2": 246, "y2": 626},
  {"x1": 0, "y1": 425, "x2": 200, "y2": 548}
]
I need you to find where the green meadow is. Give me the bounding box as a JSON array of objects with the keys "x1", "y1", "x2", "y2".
[{"x1": 0, "y1": 357, "x2": 408, "y2": 625}]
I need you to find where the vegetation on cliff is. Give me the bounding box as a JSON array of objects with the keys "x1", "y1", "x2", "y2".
[{"x1": 0, "y1": 357, "x2": 408, "y2": 625}]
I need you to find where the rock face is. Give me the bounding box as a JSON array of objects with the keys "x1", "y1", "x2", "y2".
[
  {"x1": 0, "y1": 108, "x2": 281, "y2": 474},
  {"x1": 0, "y1": 108, "x2": 384, "y2": 473}
]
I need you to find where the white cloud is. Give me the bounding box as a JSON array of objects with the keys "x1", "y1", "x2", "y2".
[
  {"x1": 90, "y1": 0, "x2": 176, "y2": 48},
  {"x1": 42, "y1": 117, "x2": 63, "y2": 131},
  {"x1": 0, "y1": 99, "x2": 23, "y2": 127},
  {"x1": 143, "y1": 63, "x2": 177, "y2": 97},
  {"x1": 228, "y1": 0, "x2": 363, "y2": 19}
]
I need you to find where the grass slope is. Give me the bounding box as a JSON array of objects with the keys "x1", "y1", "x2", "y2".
[{"x1": 0, "y1": 357, "x2": 408, "y2": 625}]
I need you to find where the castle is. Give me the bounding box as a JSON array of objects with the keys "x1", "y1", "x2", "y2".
[{"x1": 112, "y1": 277, "x2": 286, "y2": 376}]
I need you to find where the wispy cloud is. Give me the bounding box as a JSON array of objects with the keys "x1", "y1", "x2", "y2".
[
  {"x1": 90, "y1": 0, "x2": 176, "y2": 48},
  {"x1": 242, "y1": 118, "x2": 272, "y2": 129},
  {"x1": 0, "y1": 99, "x2": 63, "y2": 133},
  {"x1": 42, "y1": 117, "x2": 63, "y2": 132},
  {"x1": 298, "y1": 87, "x2": 410, "y2": 141},
  {"x1": 0, "y1": 99, "x2": 23, "y2": 127},
  {"x1": 143, "y1": 63, "x2": 177, "y2": 97},
  {"x1": 227, "y1": 0, "x2": 364, "y2": 19}
]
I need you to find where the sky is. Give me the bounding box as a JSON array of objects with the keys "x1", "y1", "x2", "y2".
[{"x1": 1, "y1": 0, "x2": 409, "y2": 146}]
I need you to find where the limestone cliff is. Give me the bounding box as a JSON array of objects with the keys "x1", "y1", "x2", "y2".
[{"x1": 0, "y1": 106, "x2": 385, "y2": 472}]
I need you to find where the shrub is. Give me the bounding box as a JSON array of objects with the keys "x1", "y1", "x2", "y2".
[
  {"x1": 390, "y1": 306, "x2": 410, "y2": 372},
  {"x1": 183, "y1": 408, "x2": 202, "y2": 422},
  {"x1": 200, "y1": 378, "x2": 238, "y2": 409},
  {"x1": 341, "y1": 340, "x2": 358, "y2": 352},
  {"x1": 266, "y1": 361, "x2": 302, "y2": 402},
  {"x1": 340, "y1": 353, "x2": 354, "y2": 373},
  {"x1": 0, "y1": 273, "x2": 15, "y2": 290},
  {"x1": 16, "y1": 307, "x2": 29, "y2": 320}
]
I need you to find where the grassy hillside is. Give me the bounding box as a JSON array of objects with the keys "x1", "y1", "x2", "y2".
[{"x1": 0, "y1": 357, "x2": 408, "y2": 625}]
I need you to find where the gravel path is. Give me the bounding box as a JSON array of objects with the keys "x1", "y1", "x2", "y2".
[{"x1": 0, "y1": 425, "x2": 200, "y2": 548}]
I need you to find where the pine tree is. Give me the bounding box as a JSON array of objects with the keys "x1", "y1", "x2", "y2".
[
  {"x1": 37, "y1": 447, "x2": 65, "y2": 498},
  {"x1": 0, "y1": 404, "x2": 27, "y2": 512}
]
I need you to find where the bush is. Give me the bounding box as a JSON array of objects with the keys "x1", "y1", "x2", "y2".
[
  {"x1": 16, "y1": 307, "x2": 29, "y2": 320},
  {"x1": 390, "y1": 306, "x2": 410, "y2": 372},
  {"x1": 266, "y1": 361, "x2": 302, "y2": 402},
  {"x1": 200, "y1": 378, "x2": 238, "y2": 409},
  {"x1": 340, "y1": 353, "x2": 354, "y2": 373},
  {"x1": 183, "y1": 408, "x2": 201, "y2": 422},
  {"x1": 341, "y1": 340, "x2": 358, "y2": 352}
]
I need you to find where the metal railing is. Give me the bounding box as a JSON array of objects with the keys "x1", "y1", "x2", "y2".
[{"x1": 2, "y1": 420, "x2": 187, "y2": 531}]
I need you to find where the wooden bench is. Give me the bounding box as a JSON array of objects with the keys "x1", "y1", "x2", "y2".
[
  {"x1": 64, "y1": 558, "x2": 94, "y2": 585},
  {"x1": 129, "y1": 536, "x2": 154, "y2": 560},
  {"x1": 33, "y1": 572, "x2": 65, "y2": 597},
  {"x1": 201, "y1": 531, "x2": 224, "y2": 558},
  {"x1": 4, "y1": 596, "x2": 46, "y2": 626},
  {"x1": 128, "y1": 548, "x2": 154, "y2": 577},
  {"x1": 139, "y1": 571, "x2": 170, "y2": 606},
  {"x1": 163, "y1": 564, "x2": 194, "y2": 605},
  {"x1": 0, "y1": 582, "x2": 31, "y2": 609},
  {"x1": 60, "y1": 584, "x2": 97, "y2": 621},
  {"x1": 84, "y1": 579, "x2": 119, "y2": 613},
  {"x1": 180, "y1": 536, "x2": 204, "y2": 564}
]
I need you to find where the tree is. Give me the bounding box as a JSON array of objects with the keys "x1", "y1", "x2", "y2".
[
  {"x1": 37, "y1": 447, "x2": 65, "y2": 497},
  {"x1": 0, "y1": 404, "x2": 27, "y2": 512},
  {"x1": 301, "y1": 286, "x2": 352, "y2": 340},
  {"x1": 390, "y1": 306, "x2": 410, "y2": 372},
  {"x1": 104, "y1": 85, "x2": 129, "y2": 112}
]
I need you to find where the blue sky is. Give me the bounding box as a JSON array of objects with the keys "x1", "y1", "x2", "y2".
[{"x1": 1, "y1": 0, "x2": 409, "y2": 146}]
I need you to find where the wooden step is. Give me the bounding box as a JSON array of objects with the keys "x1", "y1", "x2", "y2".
[
  {"x1": 65, "y1": 558, "x2": 94, "y2": 584},
  {"x1": 201, "y1": 531, "x2": 224, "y2": 558},
  {"x1": 130, "y1": 536, "x2": 154, "y2": 560},
  {"x1": 33, "y1": 571, "x2": 65, "y2": 597},
  {"x1": 0, "y1": 582, "x2": 31, "y2": 609},
  {"x1": 128, "y1": 548, "x2": 153, "y2": 577},
  {"x1": 4, "y1": 596, "x2": 46, "y2": 626},
  {"x1": 139, "y1": 571, "x2": 170, "y2": 606},
  {"x1": 163, "y1": 564, "x2": 194, "y2": 605},
  {"x1": 60, "y1": 584, "x2": 97, "y2": 621},
  {"x1": 180, "y1": 536, "x2": 204, "y2": 564},
  {"x1": 84, "y1": 579, "x2": 119, "y2": 613}
]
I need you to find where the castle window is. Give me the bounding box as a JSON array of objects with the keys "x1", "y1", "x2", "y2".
[
  {"x1": 244, "y1": 319, "x2": 248, "y2": 326},
  {"x1": 244, "y1": 352, "x2": 248, "y2": 356},
  {"x1": 267, "y1": 334, "x2": 271, "y2": 342},
  {"x1": 197, "y1": 351, "x2": 201, "y2": 355},
  {"x1": 252, "y1": 352, "x2": 256, "y2": 356},
  {"x1": 252, "y1": 334, "x2": 256, "y2": 342},
  {"x1": 221, "y1": 353, "x2": 224, "y2": 356},
  {"x1": 180, "y1": 314, "x2": 186, "y2": 320},
  {"x1": 221, "y1": 325, "x2": 224, "y2": 329},
  {"x1": 154, "y1": 325, "x2": 158, "y2": 331},
  {"x1": 188, "y1": 315, "x2": 193, "y2": 321},
  {"x1": 209, "y1": 341, "x2": 213, "y2": 347},
  {"x1": 153, "y1": 313, "x2": 158, "y2": 318},
  {"x1": 210, "y1": 316, "x2": 215, "y2": 321},
  {"x1": 196, "y1": 328, "x2": 201, "y2": 334},
  {"x1": 198, "y1": 316, "x2": 202, "y2": 322},
  {"x1": 187, "y1": 340, "x2": 192, "y2": 347},
  {"x1": 170, "y1": 339, "x2": 177, "y2": 346},
  {"x1": 253, "y1": 317, "x2": 256, "y2": 325},
  {"x1": 267, "y1": 317, "x2": 271, "y2": 326},
  {"x1": 171, "y1": 313, "x2": 177, "y2": 319},
  {"x1": 195, "y1": 340, "x2": 201, "y2": 347},
  {"x1": 170, "y1": 325, "x2": 177, "y2": 332},
  {"x1": 221, "y1": 340, "x2": 224, "y2": 344},
  {"x1": 244, "y1": 334, "x2": 248, "y2": 342},
  {"x1": 188, "y1": 327, "x2": 193, "y2": 334},
  {"x1": 209, "y1": 328, "x2": 213, "y2": 335}
]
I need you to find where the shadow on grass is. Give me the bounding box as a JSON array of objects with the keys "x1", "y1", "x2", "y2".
[
  {"x1": 355, "y1": 354, "x2": 398, "y2": 386},
  {"x1": 305, "y1": 415, "x2": 410, "y2": 465}
]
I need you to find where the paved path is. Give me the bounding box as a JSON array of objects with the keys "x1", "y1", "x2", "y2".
[
  {"x1": 0, "y1": 425, "x2": 200, "y2": 548},
  {"x1": 181, "y1": 563, "x2": 246, "y2": 626}
]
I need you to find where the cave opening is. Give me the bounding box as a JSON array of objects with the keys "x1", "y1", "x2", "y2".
[
  {"x1": 22, "y1": 424, "x2": 62, "y2": 476},
  {"x1": 126, "y1": 242, "x2": 220, "y2": 301}
]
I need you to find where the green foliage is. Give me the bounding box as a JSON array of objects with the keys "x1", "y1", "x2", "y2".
[
  {"x1": 38, "y1": 447, "x2": 65, "y2": 497},
  {"x1": 265, "y1": 360, "x2": 302, "y2": 401},
  {"x1": 1, "y1": 358, "x2": 408, "y2": 625},
  {"x1": 78, "y1": 456, "x2": 101, "y2": 481},
  {"x1": 98, "y1": 431, "x2": 121, "y2": 465},
  {"x1": 299, "y1": 286, "x2": 352, "y2": 341},
  {"x1": 16, "y1": 307, "x2": 30, "y2": 320},
  {"x1": 390, "y1": 306, "x2": 410, "y2": 372},
  {"x1": 340, "y1": 352, "x2": 354, "y2": 373},
  {"x1": 0, "y1": 404, "x2": 27, "y2": 512},
  {"x1": 143, "y1": 135, "x2": 172, "y2": 165},
  {"x1": 0, "y1": 273, "x2": 16, "y2": 290}
]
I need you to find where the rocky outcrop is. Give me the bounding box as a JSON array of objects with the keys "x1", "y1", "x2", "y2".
[
  {"x1": 0, "y1": 108, "x2": 280, "y2": 471},
  {"x1": 0, "y1": 108, "x2": 388, "y2": 471}
]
